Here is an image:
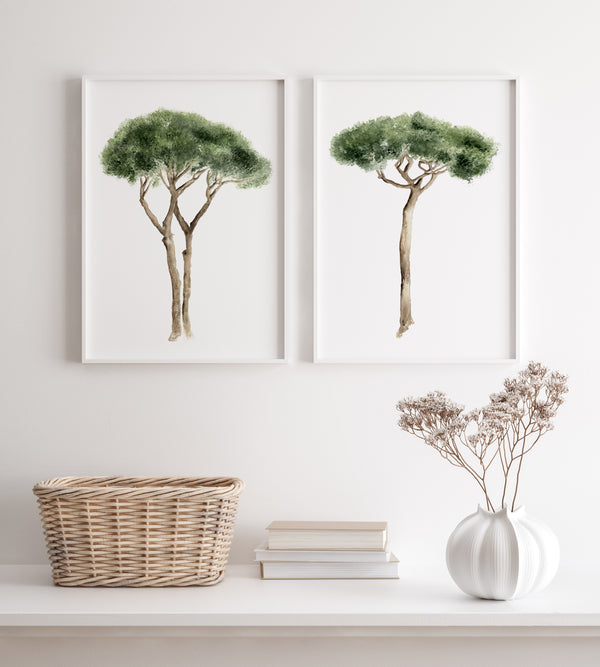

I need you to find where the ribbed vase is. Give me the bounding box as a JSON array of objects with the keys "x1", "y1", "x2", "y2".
[{"x1": 446, "y1": 506, "x2": 559, "y2": 600}]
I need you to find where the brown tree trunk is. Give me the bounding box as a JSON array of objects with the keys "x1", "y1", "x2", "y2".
[
  {"x1": 397, "y1": 188, "x2": 420, "y2": 338},
  {"x1": 162, "y1": 232, "x2": 182, "y2": 341},
  {"x1": 182, "y1": 232, "x2": 193, "y2": 339}
]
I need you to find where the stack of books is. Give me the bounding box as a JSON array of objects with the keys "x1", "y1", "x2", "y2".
[{"x1": 256, "y1": 521, "x2": 399, "y2": 580}]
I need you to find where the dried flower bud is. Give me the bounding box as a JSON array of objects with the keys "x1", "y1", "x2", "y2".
[{"x1": 396, "y1": 361, "x2": 568, "y2": 510}]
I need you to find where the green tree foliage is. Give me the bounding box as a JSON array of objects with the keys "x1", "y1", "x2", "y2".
[
  {"x1": 100, "y1": 108, "x2": 271, "y2": 342},
  {"x1": 330, "y1": 111, "x2": 497, "y2": 182},
  {"x1": 102, "y1": 108, "x2": 271, "y2": 188},
  {"x1": 330, "y1": 111, "x2": 497, "y2": 338}
]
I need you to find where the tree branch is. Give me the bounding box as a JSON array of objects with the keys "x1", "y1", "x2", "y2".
[
  {"x1": 161, "y1": 192, "x2": 178, "y2": 230},
  {"x1": 173, "y1": 202, "x2": 190, "y2": 235},
  {"x1": 399, "y1": 157, "x2": 448, "y2": 190},
  {"x1": 174, "y1": 171, "x2": 251, "y2": 234},
  {"x1": 219, "y1": 177, "x2": 250, "y2": 187},
  {"x1": 396, "y1": 154, "x2": 415, "y2": 184},
  {"x1": 394, "y1": 149, "x2": 409, "y2": 170},
  {"x1": 177, "y1": 168, "x2": 208, "y2": 194},
  {"x1": 175, "y1": 165, "x2": 192, "y2": 182},
  {"x1": 139, "y1": 178, "x2": 165, "y2": 235},
  {"x1": 189, "y1": 195, "x2": 215, "y2": 232},
  {"x1": 419, "y1": 172, "x2": 441, "y2": 192},
  {"x1": 159, "y1": 170, "x2": 170, "y2": 191},
  {"x1": 140, "y1": 176, "x2": 152, "y2": 197},
  {"x1": 376, "y1": 169, "x2": 411, "y2": 189},
  {"x1": 412, "y1": 160, "x2": 447, "y2": 186},
  {"x1": 207, "y1": 174, "x2": 222, "y2": 197}
]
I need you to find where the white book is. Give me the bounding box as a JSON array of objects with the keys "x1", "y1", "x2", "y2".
[
  {"x1": 259, "y1": 554, "x2": 400, "y2": 580},
  {"x1": 255, "y1": 543, "x2": 391, "y2": 563},
  {"x1": 266, "y1": 521, "x2": 387, "y2": 551}
]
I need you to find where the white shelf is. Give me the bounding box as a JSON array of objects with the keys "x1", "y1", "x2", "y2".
[{"x1": 1, "y1": 562, "x2": 600, "y2": 637}]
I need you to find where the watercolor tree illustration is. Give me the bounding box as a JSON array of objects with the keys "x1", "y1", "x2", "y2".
[
  {"x1": 101, "y1": 108, "x2": 271, "y2": 341},
  {"x1": 330, "y1": 111, "x2": 497, "y2": 338}
]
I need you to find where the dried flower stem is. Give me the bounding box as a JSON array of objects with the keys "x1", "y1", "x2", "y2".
[{"x1": 397, "y1": 362, "x2": 568, "y2": 511}]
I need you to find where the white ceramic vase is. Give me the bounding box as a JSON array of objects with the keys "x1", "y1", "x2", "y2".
[{"x1": 446, "y1": 506, "x2": 559, "y2": 600}]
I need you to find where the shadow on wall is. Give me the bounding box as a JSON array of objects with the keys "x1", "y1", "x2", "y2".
[
  {"x1": 228, "y1": 523, "x2": 261, "y2": 566},
  {"x1": 63, "y1": 78, "x2": 82, "y2": 363},
  {"x1": 296, "y1": 78, "x2": 315, "y2": 363},
  {"x1": 0, "y1": 476, "x2": 47, "y2": 564}
]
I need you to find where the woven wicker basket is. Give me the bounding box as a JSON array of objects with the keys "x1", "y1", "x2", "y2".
[{"x1": 33, "y1": 476, "x2": 244, "y2": 587}]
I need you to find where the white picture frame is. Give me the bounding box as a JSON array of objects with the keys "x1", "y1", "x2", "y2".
[
  {"x1": 314, "y1": 76, "x2": 519, "y2": 364},
  {"x1": 83, "y1": 76, "x2": 287, "y2": 363}
]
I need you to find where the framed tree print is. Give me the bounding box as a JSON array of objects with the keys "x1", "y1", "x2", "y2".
[
  {"x1": 314, "y1": 76, "x2": 519, "y2": 363},
  {"x1": 83, "y1": 76, "x2": 286, "y2": 363}
]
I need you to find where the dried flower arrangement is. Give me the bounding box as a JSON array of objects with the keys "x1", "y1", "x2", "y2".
[{"x1": 396, "y1": 362, "x2": 568, "y2": 511}]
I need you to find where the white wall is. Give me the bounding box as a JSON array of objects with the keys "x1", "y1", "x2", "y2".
[{"x1": 2, "y1": 0, "x2": 599, "y2": 577}]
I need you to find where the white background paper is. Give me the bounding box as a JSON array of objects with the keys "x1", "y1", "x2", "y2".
[
  {"x1": 316, "y1": 79, "x2": 516, "y2": 361},
  {"x1": 85, "y1": 79, "x2": 284, "y2": 361}
]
